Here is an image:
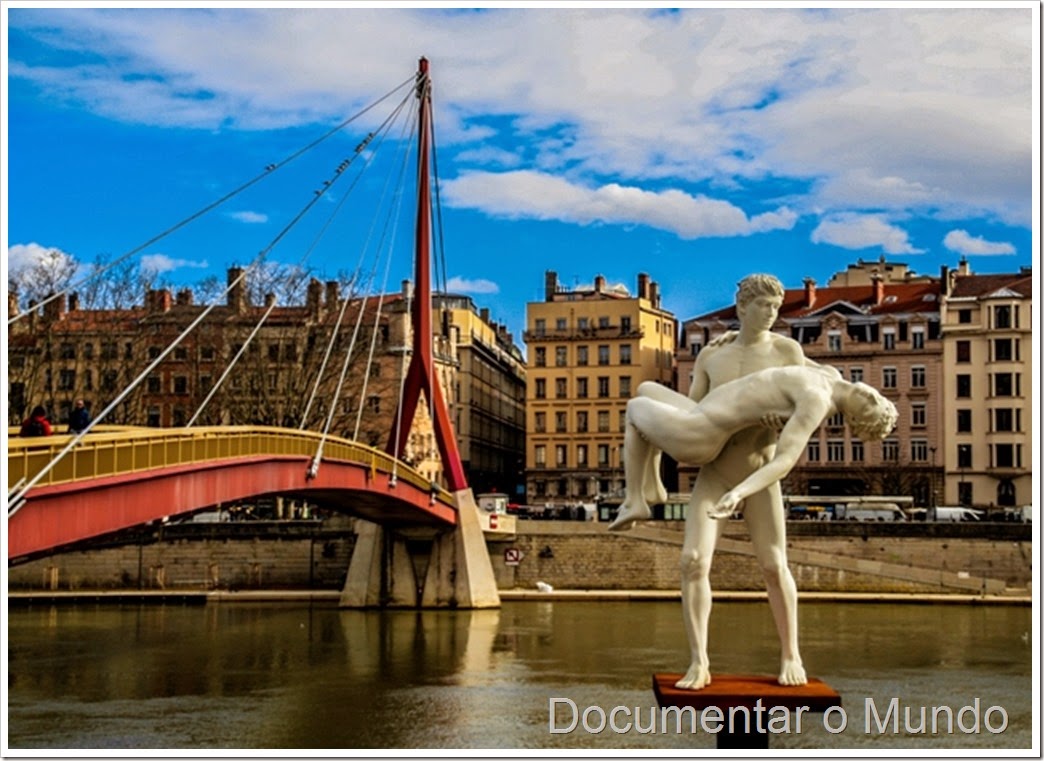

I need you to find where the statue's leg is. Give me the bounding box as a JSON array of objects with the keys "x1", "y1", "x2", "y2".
[
  {"x1": 635, "y1": 382, "x2": 695, "y2": 507},
  {"x1": 745, "y1": 483, "x2": 806, "y2": 686},
  {"x1": 643, "y1": 450, "x2": 668, "y2": 506},
  {"x1": 607, "y1": 407, "x2": 653, "y2": 532},
  {"x1": 675, "y1": 470, "x2": 726, "y2": 690}
]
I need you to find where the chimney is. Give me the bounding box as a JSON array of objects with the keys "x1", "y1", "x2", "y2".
[
  {"x1": 803, "y1": 277, "x2": 816, "y2": 309},
  {"x1": 871, "y1": 274, "x2": 884, "y2": 306},
  {"x1": 940, "y1": 265, "x2": 950, "y2": 297},
  {"x1": 159, "y1": 289, "x2": 172, "y2": 312},
  {"x1": 325, "y1": 281, "x2": 339, "y2": 309},
  {"x1": 544, "y1": 270, "x2": 559, "y2": 301},
  {"x1": 637, "y1": 273, "x2": 650, "y2": 300},
  {"x1": 957, "y1": 257, "x2": 970, "y2": 277},
  {"x1": 480, "y1": 307, "x2": 490, "y2": 324},
  {"x1": 594, "y1": 275, "x2": 606, "y2": 294},
  {"x1": 43, "y1": 291, "x2": 65, "y2": 322},
  {"x1": 227, "y1": 267, "x2": 248, "y2": 313},
  {"x1": 176, "y1": 288, "x2": 193, "y2": 306},
  {"x1": 401, "y1": 279, "x2": 414, "y2": 301},
  {"x1": 649, "y1": 281, "x2": 660, "y2": 309},
  {"x1": 68, "y1": 292, "x2": 80, "y2": 312},
  {"x1": 307, "y1": 278, "x2": 323, "y2": 316}
]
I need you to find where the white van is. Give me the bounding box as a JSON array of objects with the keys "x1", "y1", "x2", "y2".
[
  {"x1": 836, "y1": 503, "x2": 907, "y2": 521},
  {"x1": 932, "y1": 506, "x2": 985, "y2": 522}
]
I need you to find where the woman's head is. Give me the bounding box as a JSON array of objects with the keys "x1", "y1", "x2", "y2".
[{"x1": 31, "y1": 405, "x2": 47, "y2": 418}]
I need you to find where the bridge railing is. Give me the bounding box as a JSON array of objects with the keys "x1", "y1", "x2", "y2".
[{"x1": 7, "y1": 426, "x2": 454, "y2": 506}]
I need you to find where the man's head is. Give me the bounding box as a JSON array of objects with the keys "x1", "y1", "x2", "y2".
[
  {"x1": 75, "y1": 399, "x2": 85, "y2": 409},
  {"x1": 845, "y1": 382, "x2": 898, "y2": 441},
  {"x1": 736, "y1": 274, "x2": 784, "y2": 309}
]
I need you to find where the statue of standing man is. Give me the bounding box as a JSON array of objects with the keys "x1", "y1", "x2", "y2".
[{"x1": 610, "y1": 274, "x2": 809, "y2": 690}]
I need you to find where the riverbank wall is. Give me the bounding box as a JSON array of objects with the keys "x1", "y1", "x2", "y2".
[{"x1": 8, "y1": 516, "x2": 1032, "y2": 596}]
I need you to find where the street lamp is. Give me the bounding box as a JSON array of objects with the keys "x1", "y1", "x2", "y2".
[{"x1": 929, "y1": 446, "x2": 937, "y2": 520}]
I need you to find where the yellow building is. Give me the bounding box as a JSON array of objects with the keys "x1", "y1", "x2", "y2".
[
  {"x1": 940, "y1": 262, "x2": 1033, "y2": 512},
  {"x1": 523, "y1": 271, "x2": 676, "y2": 504}
]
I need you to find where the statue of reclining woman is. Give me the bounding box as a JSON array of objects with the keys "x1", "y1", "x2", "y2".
[{"x1": 613, "y1": 364, "x2": 898, "y2": 528}]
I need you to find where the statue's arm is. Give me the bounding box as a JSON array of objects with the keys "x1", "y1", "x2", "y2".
[{"x1": 689, "y1": 351, "x2": 713, "y2": 402}]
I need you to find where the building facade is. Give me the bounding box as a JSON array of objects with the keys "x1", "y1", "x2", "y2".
[
  {"x1": 939, "y1": 263, "x2": 1033, "y2": 510},
  {"x1": 8, "y1": 269, "x2": 526, "y2": 492},
  {"x1": 523, "y1": 271, "x2": 676, "y2": 504}
]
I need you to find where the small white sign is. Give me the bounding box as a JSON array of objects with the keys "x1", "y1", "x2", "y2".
[{"x1": 504, "y1": 547, "x2": 522, "y2": 566}]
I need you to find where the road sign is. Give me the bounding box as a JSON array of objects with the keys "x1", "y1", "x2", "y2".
[{"x1": 504, "y1": 547, "x2": 522, "y2": 566}]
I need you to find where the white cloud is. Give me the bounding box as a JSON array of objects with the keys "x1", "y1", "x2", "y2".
[
  {"x1": 445, "y1": 276, "x2": 499, "y2": 294},
  {"x1": 943, "y1": 229, "x2": 1016, "y2": 256},
  {"x1": 443, "y1": 170, "x2": 797, "y2": 239},
  {"x1": 227, "y1": 210, "x2": 268, "y2": 224},
  {"x1": 140, "y1": 254, "x2": 209, "y2": 274},
  {"x1": 7, "y1": 242, "x2": 79, "y2": 280},
  {"x1": 811, "y1": 214, "x2": 923, "y2": 255},
  {"x1": 8, "y1": 7, "x2": 1033, "y2": 227}
]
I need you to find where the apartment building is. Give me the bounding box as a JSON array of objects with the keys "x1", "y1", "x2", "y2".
[
  {"x1": 940, "y1": 263, "x2": 1033, "y2": 510},
  {"x1": 523, "y1": 271, "x2": 676, "y2": 503},
  {"x1": 8, "y1": 269, "x2": 526, "y2": 491}
]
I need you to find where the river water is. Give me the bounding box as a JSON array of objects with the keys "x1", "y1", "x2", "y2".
[{"x1": 7, "y1": 600, "x2": 1033, "y2": 751}]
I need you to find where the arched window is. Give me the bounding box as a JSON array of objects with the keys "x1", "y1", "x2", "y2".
[{"x1": 997, "y1": 479, "x2": 1016, "y2": 507}]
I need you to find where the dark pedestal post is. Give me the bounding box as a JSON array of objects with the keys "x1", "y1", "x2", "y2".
[{"x1": 653, "y1": 673, "x2": 841, "y2": 750}]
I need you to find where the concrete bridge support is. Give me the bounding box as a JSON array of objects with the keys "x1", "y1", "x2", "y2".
[{"x1": 339, "y1": 488, "x2": 500, "y2": 608}]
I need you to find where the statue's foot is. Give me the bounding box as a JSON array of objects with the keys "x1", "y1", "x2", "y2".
[
  {"x1": 778, "y1": 659, "x2": 807, "y2": 686},
  {"x1": 674, "y1": 663, "x2": 712, "y2": 691},
  {"x1": 642, "y1": 480, "x2": 668, "y2": 507},
  {"x1": 607, "y1": 500, "x2": 651, "y2": 532}
]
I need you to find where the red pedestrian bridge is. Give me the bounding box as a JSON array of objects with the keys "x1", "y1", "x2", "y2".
[{"x1": 7, "y1": 426, "x2": 457, "y2": 562}]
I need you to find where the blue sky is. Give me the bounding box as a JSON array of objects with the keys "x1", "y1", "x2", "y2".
[{"x1": 5, "y1": 4, "x2": 1038, "y2": 347}]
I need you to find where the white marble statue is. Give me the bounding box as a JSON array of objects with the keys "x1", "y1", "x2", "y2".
[{"x1": 608, "y1": 274, "x2": 897, "y2": 691}]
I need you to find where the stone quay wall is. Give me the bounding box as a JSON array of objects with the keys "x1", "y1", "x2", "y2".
[{"x1": 7, "y1": 518, "x2": 1032, "y2": 594}]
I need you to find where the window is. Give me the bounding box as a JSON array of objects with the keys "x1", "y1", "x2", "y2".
[
  {"x1": 83, "y1": 370, "x2": 93, "y2": 391},
  {"x1": 851, "y1": 440, "x2": 864, "y2": 462},
  {"x1": 621, "y1": 316, "x2": 632, "y2": 333},
  {"x1": 597, "y1": 377, "x2": 610, "y2": 398},
  {"x1": 148, "y1": 346, "x2": 162, "y2": 359},
  {"x1": 826, "y1": 412, "x2": 844, "y2": 428},
  {"x1": 535, "y1": 379, "x2": 546, "y2": 399},
  {"x1": 58, "y1": 370, "x2": 76, "y2": 390},
  {"x1": 534, "y1": 319, "x2": 546, "y2": 336},
  {"x1": 849, "y1": 367, "x2": 864, "y2": 383},
  {"x1": 555, "y1": 346, "x2": 568, "y2": 367},
  {"x1": 958, "y1": 482, "x2": 973, "y2": 507},
  {"x1": 174, "y1": 346, "x2": 188, "y2": 361},
  {"x1": 555, "y1": 412, "x2": 567, "y2": 433},
  {"x1": 285, "y1": 344, "x2": 298, "y2": 361},
  {"x1": 957, "y1": 309, "x2": 972, "y2": 324},
  {"x1": 147, "y1": 407, "x2": 161, "y2": 427},
  {"x1": 59, "y1": 343, "x2": 76, "y2": 360},
  {"x1": 910, "y1": 366, "x2": 926, "y2": 388},
  {"x1": 993, "y1": 338, "x2": 1013, "y2": 361},
  {"x1": 577, "y1": 346, "x2": 589, "y2": 366},
  {"x1": 598, "y1": 345, "x2": 610, "y2": 365},
  {"x1": 535, "y1": 445, "x2": 546, "y2": 467},
  {"x1": 534, "y1": 412, "x2": 546, "y2": 433},
  {"x1": 882, "y1": 367, "x2": 897, "y2": 389},
  {"x1": 147, "y1": 375, "x2": 162, "y2": 393},
  {"x1": 577, "y1": 377, "x2": 588, "y2": 398},
  {"x1": 828, "y1": 331, "x2": 841, "y2": 352},
  {"x1": 806, "y1": 440, "x2": 820, "y2": 462},
  {"x1": 956, "y1": 409, "x2": 972, "y2": 433},
  {"x1": 577, "y1": 445, "x2": 588, "y2": 467},
  {"x1": 578, "y1": 318, "x2": 589, "y2": 330},
  {"x1": 102, "y1": 371, "x2": 118, "y2": 392},
  {"x1": 994, "y1": 305, "x2": 1011, "y2": 329},
  {"x1": 619, "y1": 410, "x2": 627, "y2": 432},
  {"x1": 101, "y1": 342, "x2": 118, "y2": 360},
  {"x1": 911, "y1": 439, "x2": 928, "y2": 462},
  {"x1": 598, "y1": 316, "x2": 610, "y2": 328},
  {"x1": 174, "y1": 376, "x2": 188, "y2": 395},
  {"x1": 619, "y1": 344, "x2": 632, "y2": 365},
  {"x1": 556, "y1": 318, "x2": 567, "y2": 331},
  {"x1": 882, "y1": 440, "x2": 900, "y2": 461},
  {"x1": 367, "y1": 396, "x2": 380, "y2": 414},
  {"x1": 911, "y1": 328, "x2": 925, "y2": 350},
  {"x1": 555, "y1": 378, "x2": 567, "y2": 399},
  {"x1": 993, "y1": 408, "x2": 1014, "y2": 432},
  {"x1": 597, "y1": 410, "x2": 610, "y2": 432},
  {"x1": 956, "y1": 340, "x2": 971, "y2": 363},
  {"x1": 993, "y1": 373, "x2": 1013, "y2": 397},
  {"x1": 956, "y1": 375, "x2": 971, "y2": 398},
  {"x1": 597, "y1": 444, "x2": 610, "y2": 466},
  {"x1": 883, "y1": 329, "x2": 895, "y2": 351},
  {"x1": 911, "y1": 403, "x2": 926, "y2": 428},
  {"x1": 201, "y1": 346, "x2": 215, "y2": 361},
  {"x1": 994, "y1": 444, "x2": 1014, "y2": 468},
  {"x1": 619, "y1": 376, "x2": 631, "y2": 397},
  {"x1": 957, "y1": 444, "x2": 972, "y2": 469},
  {"x1": 555, "y1": 445, "x2": 567, "y2": 467},
  {"x1": 827, "y1": 439, "x2": 845, "y2": 462},
  {"x1": 535, "y1": 347, "x2": 546, "y2": 367},
  {"x1": 576, "y1": 411, "x2": 588, "y2": 433}
]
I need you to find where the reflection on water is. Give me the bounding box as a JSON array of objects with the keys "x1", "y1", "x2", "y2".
[{"x1": 7, "y1": 601, "x2": 1032, "y2": 750}]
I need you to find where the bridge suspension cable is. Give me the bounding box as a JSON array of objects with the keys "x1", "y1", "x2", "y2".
[{"x1": 8, "y1": 75, "x2": 416, "y2": 326}]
